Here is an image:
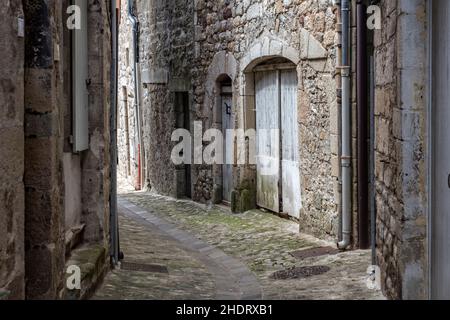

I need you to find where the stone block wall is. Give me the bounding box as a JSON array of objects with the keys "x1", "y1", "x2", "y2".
[
  {"x1": 118, "y1": 1, "x2": 138, "y2": 187},
  {"x1": 136, "y1": 0, "x2": 196, "y2": 196},
  {"x1": 374, "y1": 0, "x2": 428, "y2": 299},
  {"x1": 117, "y1": 0, "x2": 196, "y2": 195},
  {"x1": 0, "y1": 0, "x2": 25, "y2": 300},
  {"x1": 0, "y1": 0, "x2": 112, "y2": 299},
  {"x1": 81, "y1": 0, "x2": 112, "y2": 247},
  {"x1": 23, "y1": 0, "x2": 66, "y2": 299}
]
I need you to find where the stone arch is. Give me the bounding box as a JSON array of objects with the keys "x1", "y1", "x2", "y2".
[
  {"x1": 205, "y1": 51, "x2": 237, "y2": 115},
  {"x1": 204, "y1": 51, "x2": 238, "y2": 128},
  {"x1": 241, "y1": 35, "x2": 300, "y2": 73}
]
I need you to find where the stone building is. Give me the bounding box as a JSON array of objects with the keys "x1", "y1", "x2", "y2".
[
  {"x1": 372, "y1": 0, "x2": 450, "y2": 301},
  {"x1": 0, "y1": 0, "x2": 113, "y2": 299},
  {"x1": 116, "y1": 0, "x2": 450, "y2": 300},
  {"x1": 118, "y1": 0, "x2": 350, "y2": 243}
]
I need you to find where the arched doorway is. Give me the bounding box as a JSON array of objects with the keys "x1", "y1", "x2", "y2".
[{"x1": 251, "y1": 57, "x2": 301, "y2": 218}]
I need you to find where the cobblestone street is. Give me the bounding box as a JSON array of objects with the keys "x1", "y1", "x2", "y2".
[{"x1": 94, "y1": 180, "x2": 385, "y2": 300}]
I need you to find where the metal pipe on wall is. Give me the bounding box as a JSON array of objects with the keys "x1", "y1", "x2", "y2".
[
  {"x1": 110, "y1": 0, "x2": 120, "y2": 265},
  {"x1": 357, "y1": 1, "x2": 370, "y2": 249},
  {"x1": 334, "y1": 0, "x2": 343, "y2": 243},
  {"x1": 338, "y1": 0, "x2": 352, "y2": 250},
  {"x1": 369, "y1": 54, "x2": 376, "y2": 264}
]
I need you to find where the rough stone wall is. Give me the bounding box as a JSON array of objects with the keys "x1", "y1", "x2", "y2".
[
  {"x1": 118, "y1": 1, "x2": 138, "y2": 186},
  {"x1": 0, "y1": 0, "x2": 25, "y2": 300},
  {"x1": 81, "y1": 0, "x2": 112, "y2": 247},
  {"x1": 137, "y1": 0, "x2": 195, "y2": 196},
  {"x1": 23, "y1": 0, "x2": 66, "y2": 299},
  {"x1": 374, "y1": 0, "x2": 428, "y2": 300}
]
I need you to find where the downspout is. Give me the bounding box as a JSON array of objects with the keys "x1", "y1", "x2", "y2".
[
  {"x1": 110, "y1": 0, "x2": 120, "y2": 265},
  {"x1": 357, "y1": 1, "x2": 370, "y2": 249},
  {"x1": 338, "y1": 0, "x2": 352, "y2": 250},
  {"x1": 368, "y1": 0, "x2": 378, "y2": 265},
  {"x1": 334, "y1": 0, "x2": 343, "y2": 243},
  {"x1": 128, "y1": 0, "x2": 142, "y2": 190},
  {"x1": 369, "y1": 54, "x2": 376, "y2": 264}
]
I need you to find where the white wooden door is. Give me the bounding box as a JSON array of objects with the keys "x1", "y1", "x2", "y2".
[
  {"x1": 256, "y1": 70, "x2": 280, "y2": 213},
  {"x1": 431, "y1": 0, "x2": 450, "y2": 300},
  {"x1": 281, "y1": 70, "x2": 301, "y2": 218},
  {"x1": 222, "y1": 94, "x2": 233, "y2": 203}
]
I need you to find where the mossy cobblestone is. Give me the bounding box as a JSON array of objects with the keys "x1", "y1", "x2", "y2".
[{"x1": 113, "y1": 191, "x2": 384, "y2": 300}]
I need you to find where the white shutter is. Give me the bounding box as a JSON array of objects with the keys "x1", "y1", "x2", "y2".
[{"x1": 72, "y1": 0, "x2": 89, "y2": 152}]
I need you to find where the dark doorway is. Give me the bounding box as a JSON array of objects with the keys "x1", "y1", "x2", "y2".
[
  {"x1": 175, "y1": 92, "x2": 192, "y2": 198},
  {"x1": 219, "y1": 76, "x2": 233, "y2": 205}
]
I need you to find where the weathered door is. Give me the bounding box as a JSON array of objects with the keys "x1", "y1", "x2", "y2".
[
  {"x1": 255, "y1": 68, "x2": 301, "y2": 217},
  {"x1": 281, "y1": 70, "x2": 301, "y2": 218},
  {"x1": 431, "y1": 0, "x2": 450, "y2": 299},
  {"x1": 255, "y1": 70, "x2": 281, "y2": 213},
  {"x1": 222, "y1": 91, "x2": 233, "y2": 203}
]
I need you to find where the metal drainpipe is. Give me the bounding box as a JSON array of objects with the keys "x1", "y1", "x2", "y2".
[
  {"x1": 128, "y1": 0, "x2": 142, "y2": 190},
  {"x1": 338, "y1": 0, "x2": 352, "y2": 250},
  {"x1": 334, "y1": 0, "x2": 343, "y2": 243},
  {"x1": 357, "y1": 1, "x2": 370, "y2": 249},
  {"x1": 110, "y1": 0, "x2": 119, "y2": 265},
  {"x1": 369, "y1": 55, "x2": 376, "y2": 265}
]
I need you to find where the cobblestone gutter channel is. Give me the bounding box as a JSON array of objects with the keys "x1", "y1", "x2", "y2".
[{"x1": 95, "y1": 187, "x2": 385, "y2": 300}]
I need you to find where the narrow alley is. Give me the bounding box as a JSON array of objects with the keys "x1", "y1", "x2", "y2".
[
  {"x1": 94, "y1": 177, "x2": 384, "y2": 300},
  {"x1": 2, "y1": 0, "x2": 449, "y2": 304}
]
